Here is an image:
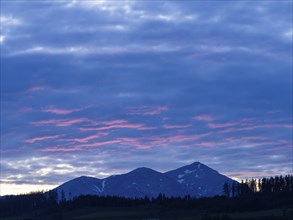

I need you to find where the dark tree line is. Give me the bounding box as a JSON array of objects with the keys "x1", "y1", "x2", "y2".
[
  {"x1": 0, "y1": 190, "x2": 59, "y2": 218},
  {"x1": 223, "y1": 175, "x2": 293, "y2": 198},
  {"x1": 1, "y1": 175, "x2": 292, "y2": 219},
  {"x1": 259, "y1": 175, "x2": 293, "y2": 194}
]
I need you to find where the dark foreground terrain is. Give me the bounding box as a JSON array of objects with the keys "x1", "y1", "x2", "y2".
[
  {"x1": 1, "y1": 192, "x2": 292, "y2": 220},
  {"x1": 1, "y1": 175, "x2": 292, "y2": 220},
  {"x1": 2, "y1": 206, "x2": 292, "y2": 220}
]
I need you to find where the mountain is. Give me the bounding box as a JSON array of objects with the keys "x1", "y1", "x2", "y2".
[
  {"x1": 101, "y1": 167, "x2": 188, "y2": 198},
  {"x1": 165, "y1": 161, "x2": 236, "y2": 197},
  {"x1": 56, "y1": 176, "x2": 103, "y2": 200},
  {"x1": 54, "y1": 162, "x2": 236, "y2": 200}
]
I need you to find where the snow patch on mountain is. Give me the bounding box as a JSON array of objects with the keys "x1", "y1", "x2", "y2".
[
  {"x1": 178, "y1": 179, "x2": 184, "y2": 184},
  {"x1": 178, "y1": 169, "x2": 200, "y2": 179}
]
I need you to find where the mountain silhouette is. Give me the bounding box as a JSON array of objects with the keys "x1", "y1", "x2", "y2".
[{"x1": 55, "y1": 161, "x2": 236, "y2": 200}]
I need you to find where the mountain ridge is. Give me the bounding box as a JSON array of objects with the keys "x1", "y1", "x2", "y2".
[{"x1": 55, "y1": 162, "x2": 237, "y2": 200}]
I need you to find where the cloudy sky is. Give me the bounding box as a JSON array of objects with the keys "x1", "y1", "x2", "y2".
[{"x1": 1, "y1": 0, "x2": 292, "y2": 195}]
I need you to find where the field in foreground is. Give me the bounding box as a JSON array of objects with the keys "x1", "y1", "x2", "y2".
[{"x1": 1, "y1": 206, "x2": 293, "y2": 220}]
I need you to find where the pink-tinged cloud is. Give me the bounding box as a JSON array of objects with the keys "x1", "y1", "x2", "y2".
[
  {"x1": 80, "y1": 124, "x2": 154, "y2": 131},
  {"x1": 208, "y1": 122, "x2": 238, "y2": 129},
  {"x1": 163, "y1": 124, "x2": 192, "y2": 129},
  {"x1": 139, "y1": 133, "x2": 211, "y2": 148},
  {"x1": 237, "y1": 124, "x2": 292, "y2": 131},
  {"x1": 24, "y1": 135, "x2": 63, "y2": 143},
  {"x1": 194, "y1": 115, "x2": 214, "y2": 122},
  {"x1": 31, "y1": 118, "x2": 89, "y2": 127},
  {"x1": 43, "y1": 108, "x2": 75, "y2": 115},
  {"x1": 101, "y1": 120, "x2": 128, "y2": 126},
  {"x1": 42, "y1": 131, "x2": 211, "y2": 152},
  {"x1": 41, "y1": 146, "x2": 82, "y2": 152},
  {"x1": 224, "y1": 136, "x2": 267, "y2": 142},
  {"x1": 116, "y1": 133, "x2": 210, "y2": 149},
  {"x1": 76, "y1": 140, "x2": 120, "y2": 148},
  {"x1": 80, "y1": 120, "x2": 154, "y2": 131},
  {"x1": 42, "y1": 105, "x2": 91, "y2": 115},
  {"x1": 220, "y1": 123, "x2": 293, "y2": 133},
  {"x1": 68, "y1": 132, "x2": 109, "y2": 143},
  {"x1": 26, "y1": 86, "x2": 46, "y2": 92},
  {"x1": 41, "y1": 140, "x2": 120, "y2": 152},
  {"x1": 127, "y1": 106, "x2": 168, "y2": 115}
]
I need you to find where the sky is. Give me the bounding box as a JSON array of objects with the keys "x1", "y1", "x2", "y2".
[{"x1": 0, "y1": 0, "x2": 292, "y2": 196}]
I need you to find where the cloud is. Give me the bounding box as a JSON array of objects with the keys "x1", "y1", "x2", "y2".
[
  {"x1": 80, "y1": 122, "x2": 154, "y2": 131},
  {"x1": 283, "y1": 28, "x2": 293, "y2": 40},
  {"x1": 225, "y1": 136, "x2": 267, "y2": 142},
  {"x1": 100, "y1": 120, "x2": 127, "y2": 126},
  {"x1": 194, "y1": 115, "x2": 214, "y2": 122},
  {"x1": 0, "y1": 15, "x2": 22, "y2": 26},
  {"x1": 30, "y1": 118, "x2": 90, "y2": 127},
  {"x1": 26, "y1": 86, "x2": 47, "y2": 92},
  {"x1": 0, "y1": 35, "x2": 5, "y2": 43},
  {"x1": 127, "y1": 106, "x2": 168, "y2": 115},
  {"x1": 42, "y1": 106, "x2": 89, "y2": 115},
  {"x1": 208, "y1": 122, "x2": 238, "y2": 129},
  {"x1": 24, "y1": 134, "x2": 63, "y2": 143},
  {"x1": 0, "y1": 15, "x2": 23, "y2": 46},
  {"x1": 68, "y1": 132, "x2": 109, "y2": 143},
  {"x1": 43, "y1": 108, "x2": 76, "y2": 115},
  {"x1": 8, "y1": 44, "x2": 183, "y2": 57},
  {"x1": 219, "y1": 123, "x2": 293, "y2": 133},
  {"x1": 41, "y1": 140, "x2": 120, "y2": 152},
  {"x1": 163, "y1": 124, "x2": 192, "y2": 129}
]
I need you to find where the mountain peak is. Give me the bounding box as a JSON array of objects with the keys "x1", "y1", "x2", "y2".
[
  {"x1": 180, "y1": 161, "x2": 216, "y2": 172},
  {"x1": 165, "y1": 162, "x2": 234, "y2": 197},
  {"x1": 130, "y1": 167, "x2": 158, "y2": 174},
  {"x1": 78, "y1": 175, "x2": 92, "y2": 179},
  {"x1": 189, "y1": 161, "x2": 202, "y2": 167}
]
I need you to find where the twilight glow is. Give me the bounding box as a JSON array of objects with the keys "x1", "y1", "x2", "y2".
[{"x1": 0, "y1": 0, "x2": 292, "y2": 196}]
